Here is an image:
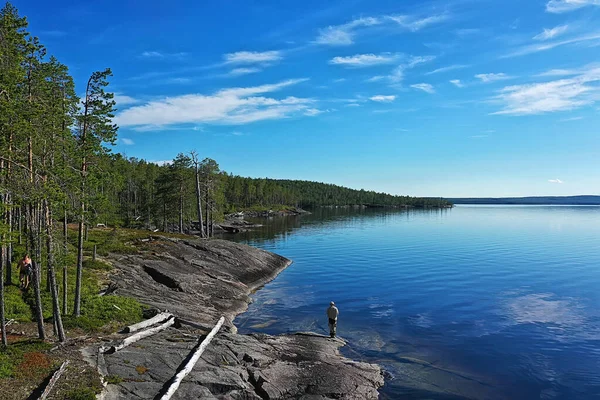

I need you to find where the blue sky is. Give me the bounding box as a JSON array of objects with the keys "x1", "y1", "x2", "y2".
[{"x1": 14, "y1": 0, "x2": 600, "y2": 197}]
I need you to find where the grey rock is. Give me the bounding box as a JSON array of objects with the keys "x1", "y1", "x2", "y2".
[{"x1": 99, "y1": 238, "x2": 383, "y2": 399}]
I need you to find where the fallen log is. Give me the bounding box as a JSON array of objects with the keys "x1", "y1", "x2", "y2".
[
  {"x1": 122, "y1": 312, "x2": 172, "y2": 333},
  {"x1": 108, "y1": 317, "x2": 175, "y2": 353},
  {"x1": 158, "y1": 316, "x2": 225, "y2": 400},
  {"x1": 39, "y1": 360, "x2": 69, "y2": 400}
]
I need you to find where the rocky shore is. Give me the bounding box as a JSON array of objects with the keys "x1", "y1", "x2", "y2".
[{"x1": 96, "y1": 237, "x2": 383, "y2": 399}]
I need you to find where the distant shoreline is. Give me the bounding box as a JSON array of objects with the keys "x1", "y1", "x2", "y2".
[{"x1": 445, "y1": 195, "x2": 600, "y2": 206}]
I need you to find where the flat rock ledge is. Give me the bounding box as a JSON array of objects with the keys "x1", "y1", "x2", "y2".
[{"x1": 95, "y1": 238, "x2": 383, "y2": 399}]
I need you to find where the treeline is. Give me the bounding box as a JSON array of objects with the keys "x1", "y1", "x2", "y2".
[{"x1": 87, "y1": 155, "x2": 452, "y2": 231}]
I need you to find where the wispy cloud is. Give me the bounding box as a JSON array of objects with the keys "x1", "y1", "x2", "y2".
[
  {"x1": 366, "y1": 75, "x2": 386, "y2": 82},
  {"x1": 411, "y1": 83, "x2": 435, "y2": 94},
  {"x1": 120, "y1": 138, "x2": 135, "y2": 145},
  {"x1": 115, "y1": 79, "x2": 312, "y2": 128},
  {"x1": 365, "y1": 55, "x2": 435, "y2": 84},
  {"x1": 504, "y1": 32, "x2": 600, "y2": 58},
  {"x1": 227, "y1": 67, "x2": 262, "y2": 76},
  {"x1": 223, "y1": 50, "x2": 282, "y2": 64},
  {"x1": 559, "y1": 116, "x2": 584, "y2": 121},
  {"x1": 386, "y1": 13, "x2": 450, "y2": 32},
  {"x1": 370, "y1": 95, "x2": 396, "y2": 102},
  {"x1": 475, "y1": 73, "x2": 513, "y2": 83},
  {"x1": 548, "y1": 178, "x2": 564, "y2": 184},
  {"x1": 536, "y1": 68, "x2": 578, "y2": 77},
  {"x1": 491, "y1": 66, "x2": 600, "y2": 115},
  {"x1": 329, "y1": 53, "x2": 399, "y2": 67},
  {"x1": 141, "y1": 51, "x2": 188, "y2": 59},
  {"x1": 314, "y1": 17, "x2": 381, "y2": 46},
  {"x1": 426, "y1": 64, "x2": 470, "y2": 75},
  {"x1": 546, "y1": 0, "x2": 600, "y2": 13},
  {"x1": 304, "y1": 108, "x2": 331, "y2": 116},
  {"x1": 450, "y1": 79, "x2": 465, "y2": 88},
  {"x1": 113, "y1": 94, "x2": 140, "y2": 106},
  {"x1": 534, "y1": 25, "x2": 569, "y2": 40}
]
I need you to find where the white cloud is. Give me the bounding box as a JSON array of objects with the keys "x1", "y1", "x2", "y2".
[
  {"x1": 366, "y1": 75, "x2": 386, "y2": 83},
  {"x1": 113, "y1": 94, "x2": 140, "y2": 105},
  {"x1": 411, "y1": 83, "x2": 435, "y2": 94},
  {"x1": 367, "y1": 55, "x2": 435, "y2": 84},
  {"x1": 333, "y1": 78, "x2": 347, "y2": 83},
  {"x1": 141, "y1": 51, "x2": 163, "y2": 58},
  {"x1": 304, "y1": 108, "x2": 327, "y2": 116},
  {"x1": 314, "y1": 17, "x2": 381, "y2": 46},
  {"x1": 406, "y1": 55, "x2": 436, "y2": 68},
  {"x1": 504, "y1": 32, "x2": 600, "y2": 58},
  {"x1": 120, "y1": 138, "x2": 135, "y2": 145},
  {"x1": 426, "y1": 64, "x2": 469, "y2": 75},
  {"x1": 386, "y1": 13, "x2": 450, "y2": 32},
  {"x1": 475, "y1": 73, "x2": 513, "y2": 83},
  {"x1": 369, "y1": 95, "x2": 396, "y2": 102},
  {"x1": 559, "y1": 116, "x2": 584, "y2": 121},
  {"x1": 223, "y1": 51, "x2": 282, "y2": 64},
  {"x1": 492, "y1": 66, "x2": 600, "y2": 115},
  {"x1": 450, "y1": 79, "x2": 465, "y2": 88},
  {"x1": 345, "y1": 103, "x2": 361, "y2": 107},
  {"x1": 546, "y1": 0, "x2": 600, "y2": 13},
  {"x1": 141, "y1": 51, "x2": 188, "y2": 59},
  {"x1": 329, "y1": 53, "x2": 399, "y2": 67},
  {"x1": 536, "y1": 68, "x2": 578, "y2": 77},
  {"x1": 548, "y1": 179, "x2": 564, "y2": 183},
  {"x1": 115, "y1": 79, "x2": 312, "y2": 128},
  {"x1": 533, "y1": 25, "x2": 569, "y2": 41},
  {"x1": 228, "y1": 67, "x2": 261, "y2": 76}
]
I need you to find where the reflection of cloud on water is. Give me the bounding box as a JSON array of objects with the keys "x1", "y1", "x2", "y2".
[
  {"x1": 408, "y1": 313, "x2": 433, "y2": 328},
  {"x1": 367, "y1": 297, "x2": 394, "y2": 319},
  {"x1": 506, "y1": 293, "x2": 585, "y2": 327}
]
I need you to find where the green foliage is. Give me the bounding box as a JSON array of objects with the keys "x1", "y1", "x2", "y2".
[
  {"x1": 82, "y1": 259, "x2": 112, "y2": 271},
  {"x1": 4, "y1": 286, "x2": 30, "y2": 321},
  {"x1": 105, "y1": 374, "x2": 123, "y2": 384}
]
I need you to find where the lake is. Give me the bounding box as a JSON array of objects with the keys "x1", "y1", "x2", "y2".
[{"x1": 228, "y1": 206, "x2": 600, "y2": 399}]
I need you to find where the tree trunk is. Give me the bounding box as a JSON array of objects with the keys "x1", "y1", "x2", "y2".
[
  {"x1": 0, "y1": 196, "x2": 6, "y2": 345},
  {"x1": 62, "y1": 207, "x2": 67, "y2": 315},
  {"x1": 162, "y1": 200, "x2": 167, "y2": 232},
  {"x1": 0, "y1": 248, "x2": 6, "y2": 346},
  {"x1": 205, "y1": 181, "x2": 210, "y2": 238},
  {"x1": 45, "y1": 200, "x2": 65, "y2": 342},
  {"x1": 194, "y1": 165, "x2": 205, "y2": 238},
  {"x1": 74, "y1": 199, "x2": 84, "y2": 317},
  {"x1": 179, "y1": 192, "x2": 183, "y2": 234},
  {"x1": 31, "y1": 260, "x2": 46, "y2": 340}
]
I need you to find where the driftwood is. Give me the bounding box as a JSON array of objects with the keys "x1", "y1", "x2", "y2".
[
  {"x1": 39, "y1": 360, "x2": 69, "y2": 400},
  {"x1": 122, "y1": 312, "x2": 172, "y2": 333},
  {"x1": 108, "y1": 317, "x2": 175, "y2": 353},
  {"x1": 158, "y1": 316, "x2": 225, "y2": 400}
]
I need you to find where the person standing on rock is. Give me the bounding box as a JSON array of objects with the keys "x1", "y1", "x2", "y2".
[{"x1": 327, "y1": 301, "x2": 339, "y2": 338}]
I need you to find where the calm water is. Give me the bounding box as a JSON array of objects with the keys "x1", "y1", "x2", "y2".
[{"x1": 228, "y1": 206, "x2": 600, "y2": 399}]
